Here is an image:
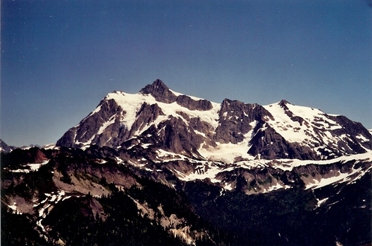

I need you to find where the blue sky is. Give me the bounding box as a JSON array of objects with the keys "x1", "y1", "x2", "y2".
[{"x1": 1, "y1": 0, "x2": 371, "y2": 146}]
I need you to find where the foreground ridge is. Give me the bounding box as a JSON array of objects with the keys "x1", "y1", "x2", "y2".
[{"x1": 2, "y1": 144, "x2": 371, "y2": 245}]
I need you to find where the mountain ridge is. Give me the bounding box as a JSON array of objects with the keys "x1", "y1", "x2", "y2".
[{"x1": 57, "y1": 79, "x2": 372, "y2": 161}]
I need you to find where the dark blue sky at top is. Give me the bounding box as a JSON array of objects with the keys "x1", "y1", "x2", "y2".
[{"x1": 1, "y1": 0, "x2": 371, "y2": 146}]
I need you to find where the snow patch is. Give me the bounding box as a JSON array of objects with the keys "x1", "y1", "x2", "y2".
[
  {"x1": 272, "y1": 151, "x2": 372, "y2": 171},
  {"x1": 262, "y1": 183, "x2": 291, "y2": 193},
  {"x1": 356, "y1": 134, "x2": 369, "y2": 142},
  {"x1": 6, "y1": 159, "x2": 50, "y2": 173},
  {"x1": 315, "y1": 197, "x2": 328, "y2": 208},
  {"x1": 8, "y1": 202, "x2": 22, "y2": 214},
  {"x1": 199, "y1": 121, "x2": 257, "y2": 163},
  {"x1": 27, "y1": 160, "x2": 49, "y2": 171},
  {"x1": 305, "y1": 164, "x2": 372, "y2": 190},
  {"x1": 176, "y1": 163, "x2": 223, "y2": 183}
]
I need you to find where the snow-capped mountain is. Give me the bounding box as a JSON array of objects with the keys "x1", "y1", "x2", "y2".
[
  {"x1": 57, "y1": 79, "x2": 371, "y2": 161},
  {"x1": 3, "y1": 80, "x2": 372, "y2": 246},
  {"x1": 55, "y1": 79, "x2": 371, "y2": 198}
]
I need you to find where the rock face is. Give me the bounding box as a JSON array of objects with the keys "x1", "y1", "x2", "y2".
[
  {"x1": 57, "y1": 99, "x2": 126, "y2": 148},
  {"x1": 214, "y1": 99, "x2": 272, "y2": 144},
  {"x1": 248, "y1": 125, "x2": 318, "y2": 160},
  {"x1": 157, "y1": 116, "x2": 204, "y2": 155},
  {"x1": 57, "y1": 79, "x2": 372, "y2": 161},
  {"x1": 176, "y1": 95, "x2": 213, "y2": 111}
]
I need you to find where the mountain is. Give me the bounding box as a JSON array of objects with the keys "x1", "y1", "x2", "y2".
[
  {"x1": 2, "y1": 80, "x2": 372, "y2": 246},
  {"x1": 57, "y1": 79, "x2": 371, "y2": 160},
  {"x1": 0, "y1": 139, "x2": 15, "y2": 153}
]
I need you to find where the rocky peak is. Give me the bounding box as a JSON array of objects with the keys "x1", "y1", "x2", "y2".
[
  {"x1": 140, "y1": 79, "x2": 213, "y2": 111},
  {"x1": 279, "y1": 99, "x2": 291, "y2": 108},
  {"x1": 220, "y1": 99, "x2": 272, "y2": 122},
  {"x1": 140, "y1": 79, "x2": 177, "y2": 103},
  {"x1": 215, "y1": 99, "x2": 272, "y2": 144},
  {"x1": 220, "y1": 98, "x2": 244, "y2": 111}
]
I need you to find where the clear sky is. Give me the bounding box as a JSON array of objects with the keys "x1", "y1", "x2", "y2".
[{"x1": 1, "y1": 0, "x2": 371, "y2": 146}]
